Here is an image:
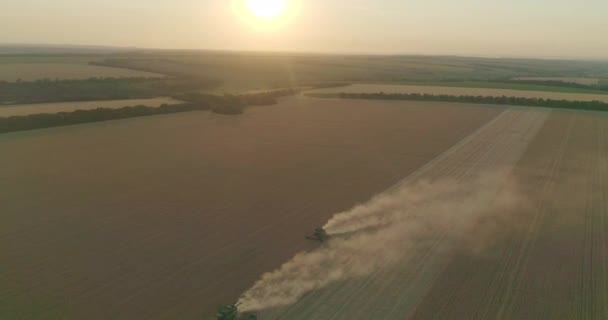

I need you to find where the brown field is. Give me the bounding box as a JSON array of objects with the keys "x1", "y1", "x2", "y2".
[
  {"x1": 0, "y1": 97, "x2": 499, "y2": 319},
  {"x1": 514, "y1": 76, "x2": 600, "y2": 86},
  {"x1": 310, "y1": 83, "x2": 608, "y2": 102},
  {"x1": 0, "y1": 63, "x2": 163, "y2": 82},
  {"x1": 0, "y1": 98, "x2": 183, "y2": 117},
  {"x1": 3, "y1": 95, "x2": 607, "y2": 319},
  {"x1": 256, "y1": 104, "x2": 608, "y2": 319}
]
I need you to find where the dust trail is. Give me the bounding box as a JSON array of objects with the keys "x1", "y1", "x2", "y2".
[{"x1": 237, "y1": 170, "x2": 524, "y2": 312}]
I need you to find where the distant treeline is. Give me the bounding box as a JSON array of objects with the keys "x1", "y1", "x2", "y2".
[
  {"x1": 0, "y1": 77, "x2": 222, "y2": 104},
  {"x1": 395, "y1": 79, "x2": 608, "y2": 93},
  {"x1": 309, "y1": 92, "x2": 608, "y2": 112},
  {"x1": 0, "y1": 89, "x2": 299, "y2": 134},
  {"x1": 499, "y1": 79, "x2": 608, "y2": 91},
  {"x1": 174, "y1": 88, "x2": 297, "y2": 114}
]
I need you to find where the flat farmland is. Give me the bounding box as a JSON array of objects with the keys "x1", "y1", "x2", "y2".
[
  {"x1": 0, "y1": 97, "x2": 183, "y2": 117},
  {"x1": 0, "y1": 97, "x2": 499, "y2": 319},
  {"x1": 310, "y1": 84, "x2": 608, "y2": 102},
  {"x1": 255, "y1": 104, "x2": 608, "y2": 319},
  {"x1": 0, "y1": 63, "x2": 163, "y2": 82},
  {"x1": 408, "y1": 110, "x2": 608, "y2": 320}
]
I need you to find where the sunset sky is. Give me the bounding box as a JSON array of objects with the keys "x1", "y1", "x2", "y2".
[{"x1": 2, "y1": 0, "x2": 607, "y2": 58}]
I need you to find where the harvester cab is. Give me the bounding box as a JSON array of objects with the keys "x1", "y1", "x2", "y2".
[
  {"x1": 306, "y1": 227, "x2": 329, "y2": 243},
  {"x1": 216, "y1": 303, "x2": 257, "y2": 320}
]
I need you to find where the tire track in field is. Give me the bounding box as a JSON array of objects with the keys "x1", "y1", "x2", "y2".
[{"x1": 258, "y1": 108, "x2": 549, "y2": 320}]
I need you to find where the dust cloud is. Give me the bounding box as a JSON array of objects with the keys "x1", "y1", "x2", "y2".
[{"x1": 237, "y1": 170, "x2": 526, "y2": 312}]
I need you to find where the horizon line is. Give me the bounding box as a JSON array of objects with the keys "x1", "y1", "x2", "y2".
[{"x1": 1, "y1": 42, "x2": 607, "y2": 62}]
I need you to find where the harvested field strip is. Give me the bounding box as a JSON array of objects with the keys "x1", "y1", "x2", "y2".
[
  {"x1": 309, "y1": 84, "x2": 608, "y2": 102},
  {"x1": 408, "y1": 111, "x2": 608, "y2": 319},
  {"x1": 495, "y1": 114, "x2": 575, "y2": 320},
  {"x1": 599, "y1": 122, "x2": 608, "y2": 318},
  {"x1": 257, "y1": 107, "x2": 550, "y2": 319}
]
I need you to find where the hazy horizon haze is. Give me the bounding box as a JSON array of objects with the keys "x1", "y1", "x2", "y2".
[{"x1": 2, "y1": 0, "x2": 607, "y2": 59}]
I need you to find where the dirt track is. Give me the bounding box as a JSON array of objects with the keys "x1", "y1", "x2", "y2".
[{"x1": 0, "y1": 97, "x2": 499, "y2": 319}]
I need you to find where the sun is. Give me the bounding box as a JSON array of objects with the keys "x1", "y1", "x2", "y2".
[{"x1": 245, "y1": 0, "x2": 287, "y2": 19}]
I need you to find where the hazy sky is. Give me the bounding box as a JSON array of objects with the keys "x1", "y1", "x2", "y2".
[{"x1": 2, "y1": 0, "x2": 607, "y2": 58}]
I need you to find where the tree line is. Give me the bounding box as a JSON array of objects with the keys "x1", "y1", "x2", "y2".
[
  {"x1": 499, "y1": 79, "x2": 608, "y2": 91},
  {"x1": 0, "y1": 89, "x2": 299, "y2": 134},
  {"x1": 309, "y1": 92, "x2": 608, "y2": 112},
  {"x1": 0, "y1": 77, "x2": 222, "y2": 104}
]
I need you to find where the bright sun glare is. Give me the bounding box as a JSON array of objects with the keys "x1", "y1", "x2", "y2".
[{"x1": 246, "y1": 0, "x2": 287, "y2": 19}]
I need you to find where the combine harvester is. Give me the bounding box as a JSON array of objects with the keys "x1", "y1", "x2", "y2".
[
  {"x1": 216, "y1": 228, "x2": 329, "y2": 319},
  {"x1": 306, "y1": 227, "x2": 329, "y2": 243},
  {"x1": 216, "y1": 303, "x2": 257, "y2": 320}
]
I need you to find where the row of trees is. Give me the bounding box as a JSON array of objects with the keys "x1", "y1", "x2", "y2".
[
  {"x1": 499, "y1": 79, "x2": 608, "y2": 91},
  {"x1": 310, "y1": 92, "x2": 608, "y2": 112},
  {"x1": 0, "y1": 77, "x2": 222, "y2": 104},
  {"x1": 0, "y1": 104, "x2": 201, "y2": 133},
  {"x1": 173, "y1": 88, "x2": 299, "y2": 115},
  {"x1": 0, "y1": 89, "x2": 300, "y2": 133}
]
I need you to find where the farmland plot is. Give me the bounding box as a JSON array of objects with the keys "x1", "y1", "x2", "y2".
[
  {"x1": 409, "y1": 110, "x2": 608, "y2": 320},
  {"x1": 252, "y1": 106, "x2": 608, "y2": 320},
  {"x1": 0, "y1": 97, "x2": 499, "y2": 319},
  {"x1": 256, "y1": 106, "x2": 552, "y2": 319}
]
